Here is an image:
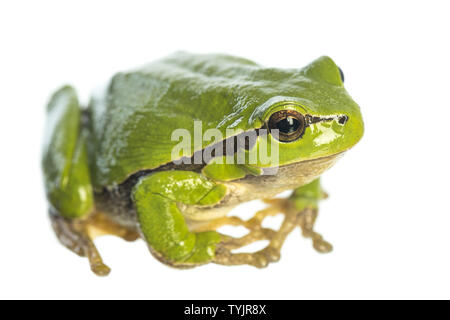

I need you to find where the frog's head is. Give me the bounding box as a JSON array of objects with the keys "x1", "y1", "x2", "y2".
[{"x1": 248, "y1": 56, "x2": 364, "y2": 169}]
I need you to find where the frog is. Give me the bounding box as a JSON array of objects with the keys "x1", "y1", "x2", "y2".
[{"x1": 42, "y1": 52, "x2": 364, "y2": 276}]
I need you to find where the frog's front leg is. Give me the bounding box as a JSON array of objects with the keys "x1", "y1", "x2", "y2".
[
  {"x1": 132, "y1": 171, "x2": 228, "y2": 267},
  {"x1": 209, "y1": 178, "x2": 332, "y2": 267},
  {"x1": 289, "y1": 178, "x2": 333, "y2": 253}
]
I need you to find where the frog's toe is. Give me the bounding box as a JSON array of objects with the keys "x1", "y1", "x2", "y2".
[
  {"x1": 251, "y1": 247, "x2": 281, "y2": 268},
  {"x1": 213, "y1": 246, "x2": 280, "y2": 268},
  {"x1": 90, "y1": 262, "x2": 111, "y2": 277},
  {"x1": 261, "y1": 246, "x2": 281, "y2": 262},
  {"x1": 313, "y1": 239, "x2": 333, "y2": 253},
  {"x1": 250, "y1": 252, "x2": 270, "y2": 268}
]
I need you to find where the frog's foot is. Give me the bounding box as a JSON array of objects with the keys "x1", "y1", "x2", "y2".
[
  {"x1": 297, "y1": 206, "x2": 333, "y2": 253},
  {"x1": 49, "y1": 210, "x2": 140, "y2": 276},
  {"x1": 196, "y1": 198, "x2": 332, "y2": 268}
]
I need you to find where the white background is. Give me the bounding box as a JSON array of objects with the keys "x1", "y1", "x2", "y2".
[{"x1": 1, "y1": 0, "x2": 449, "y2": 299}]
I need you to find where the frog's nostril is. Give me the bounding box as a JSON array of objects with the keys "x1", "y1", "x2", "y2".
[{"x1": 338, "y1": 115, "x2": 348, "y2": 125}]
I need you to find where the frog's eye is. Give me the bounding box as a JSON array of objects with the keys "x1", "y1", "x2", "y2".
[{"x1": 267, "y1": 110, "x2": 306, "y2": 142}]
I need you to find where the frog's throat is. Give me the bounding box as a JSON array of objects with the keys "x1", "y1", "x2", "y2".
[
  {"x1": 258, "y1": 150, "x2": 345, "y2": 175},
  {"x1": 228, "y1": 151, "x2": 344, "y2": 201},
  {"x1": 181, "y1": 152, "x2": 344, "y2": 222}
]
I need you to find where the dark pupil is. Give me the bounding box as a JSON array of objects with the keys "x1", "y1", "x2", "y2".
[{"x1": 276, "y1": 116, "x2": 300, "y2": 134}]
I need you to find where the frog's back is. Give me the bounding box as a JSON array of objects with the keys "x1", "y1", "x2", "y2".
[{"x1": 88, "y1": 52, "x2": 333, "y2": 189}]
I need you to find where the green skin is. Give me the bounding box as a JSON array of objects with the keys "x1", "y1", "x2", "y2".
[{"x1": 42, "y1": 52, "x2": 364, "y2": 266}]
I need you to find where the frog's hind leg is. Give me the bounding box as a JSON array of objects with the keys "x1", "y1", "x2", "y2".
[
  {"x1": 49, "y1": 209, "x2": 140, "y2": 276},
  {"x1": 85, "y1": 211, "x2": 140, "y2": 242},
  {"x1": 49, "y1": 209, "x2": 111, "y2": 276},
  {"x1": 43, "y1": 86, "x2": 140, "y2": 276},
  {"x1": 207, "y1": 178, "x2": 332, "y2": 268}
]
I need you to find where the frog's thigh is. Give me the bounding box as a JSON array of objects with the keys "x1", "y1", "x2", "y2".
[
  {"x1": 43, "y1": 86, "x2": 112, "y2": 276},
  {"x1": 132, "y1": 171, "x2": 227, "y2": 267},
  {"x1": 43, "y1": 86, "x2": 94, "y2": 219}
]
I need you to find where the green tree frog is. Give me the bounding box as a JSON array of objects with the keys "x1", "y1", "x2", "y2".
[{"x1": 42, "y1": 52, "x2": 364, "y2": 276}]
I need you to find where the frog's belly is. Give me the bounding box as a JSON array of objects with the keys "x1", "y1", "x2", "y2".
[{"x1": 181, "y1": 152, "x2": 343, "y2": 222}]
